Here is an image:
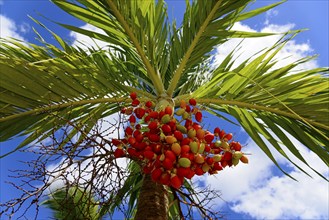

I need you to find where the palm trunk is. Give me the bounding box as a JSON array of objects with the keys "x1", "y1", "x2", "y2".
[{"x1": 135, "y1": 174, "x2": 169, "y2": 220}]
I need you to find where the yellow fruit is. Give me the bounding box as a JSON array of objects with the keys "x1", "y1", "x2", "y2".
[{"x1": 194, "y1": 154, "x2": 205, "y2": 164}]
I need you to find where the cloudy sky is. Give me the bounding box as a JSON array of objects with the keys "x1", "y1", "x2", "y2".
[{"x1": 1, "y1": 1, "x2": 328, "y2": 219}]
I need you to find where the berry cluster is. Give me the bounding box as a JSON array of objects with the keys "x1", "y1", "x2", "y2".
[{"x1": 112, "y1": 92, "x2": 248, "y2": 189}]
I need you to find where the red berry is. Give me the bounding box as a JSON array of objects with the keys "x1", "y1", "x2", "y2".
[
  {"x1": 152, "y1": 144, "x2": 162, "y2": 154},
  {"x1": 144, "y1": 115, "x2": 151, "y2": 123},
  {"x1": 165, "y1": 150, "x2": 176, "y2": 162},
  {"x1": 125, "y1": 127, "x2": 133, "y2": 136},
  {"x1": 133, "y1": 129, "x2": 141, "y2": 138},
  {"x1": 148, "y1": 134, "x2": 160, "y2": 142},
  {"x1": 114, "y1": 148, "x2": 125, "y2": 158},
  {"x1": 111, "y1": 139, "x2": 121, "y2": 146},
  {"x1": 189, "y1": 98, "x2": 197, "y2": 106},
  {"x1": 151, "y1": 168, "x2": 163, "y2": 181},
  {"x1": 195, "y1": 167, "x2": 204, "y2": 176},
  {"x1": 176, "y1": 167, "x2": 189, "y2": 178},
  {"x1": 162, "y1": 158, "x2": 174, "y2": 170},
  {"x1": 149, "y1": 111, "x2": 159, "y2": 119},
  {"x1": 148, "y1": 121, "x2": 158, "y2": 130},
  {"x1": 174, "y1": 130, "x2": 183, "y2": 141},
  {"x1": 158, "y1": 110, "x2": 166, "y2": 121},
  {"x1": 204, "y1": 133, "x2": 215, "y2": 143},
  {"x1": 181, "y1": 145, "x2": 190, "y2": 154},
  {"x1": 219, "y1": 130, "x2": 226, "y2": 139},
  {"x1": 231, "y1": 141, "x2": 242, "y2": 151},
  {"x1": 131, "y1": 99, "x2": 140, "y2": 107},
  {"x1": 222, "y1": 151, "x2": 232, "y2": 161},
  {"x1": 161, "y1": 124, "x2": 172, "y2": 134},
  {"x1": 192, "y1": 122, "x2": 202, "y2": 131},
  {"x1": 129, "y1": 115, "x2": 136, "y2": 124},
  {"x1": 128, "y1": 137, "x2": 136, "y2": 146},
  {"x1": 185, "y1": 169, "x2": 195, "y2": 179},
  {"x1": 144, "y1": 150, "x2": 155, "y2": 160},
  {"x1": 170, "y1": 175, "x2": 182, "y2": 189},
  {"x1": 127, "y1": 148, "x2": 137, "y2": 157},
  {"x1": 213, "y1": 162, "x2": 223, "y2": 171},
  {"x1": 130, "y1": 92, "x2": 137, "y2": 100},
  {"x1": 181, "y1": 138, "x2": 191, "y2": 146},
  {"x1": 214, "y1": 127, "x2": 220, "y2": 135},
  {"x1": 165, "y1": 106, "x2": 173, "y2": 116},
  {"x1": 224, "y1": 133, "x2": 233, "y2": 141},
  {"x1": 134, "y1": 107, "x2": 146, "y2": 119},
  {"x1": 195, "y1": 112, "x2": 202, "y2": 122},
  {"x1": 134, "y1": 133, "x2": 143, "y2": 142},
  {"x1": 160, "y1": 172, "x2": 170, "y2": 185},
  {"x1": 221, "y1": 160, "x2": 228, "y2": 168},
  {"x1": 206, "y1": 157, "x2": 214, "y2": 165},
  {"x1": 145, "y1": 100, "x2": 154, "y2": 108},
  {"x1": 184, "y1": 119, "x2": 192, "y2": 129},
  {"x1": 135, "y1": 142, "x2": 146, "y2": 151}
]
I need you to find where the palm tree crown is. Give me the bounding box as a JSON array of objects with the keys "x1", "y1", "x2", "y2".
[{"x1": 0, "y1": 0, "x2": 328, "y2": 219}]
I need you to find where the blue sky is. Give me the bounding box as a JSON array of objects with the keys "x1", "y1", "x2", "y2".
[{"x1": 1, "y1": 0, "x2": 328, "y2": 219}]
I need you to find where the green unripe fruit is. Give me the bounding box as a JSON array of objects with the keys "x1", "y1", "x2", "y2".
[
  {"x1": 188, "y1": 128, "x2": 196, "y2": 139},
  {"x1": 178, "y1": 158, "x2": 191, "y2": 168},
  {"x1": 221, "y1": 141, "x2": 230, "y2": 150},
  {"x1": 177, "y1": 124, "x2": 187, "y2": 134},
  {"x1": 190, "y1": 141, "x2": 199, "y2": 154},
  {"x1": 233, "y1": 151, "x2": 243, "y2": 159},
  {"x1": 214, "y1": 140, "x2": 221, "y2": 148},
  {"x1": 198, "y1": 143, "x2": 205, "y2": 154},
  {"x1": 232, "y1": 157, "x2": 240, "y2": 166},
  {"x1": 213, "y1": 154, "x2": 222, "y2": 162},
  {"x1": 182, "y1": 111, "x2": 190, "y2": 120},
  {"x1": 175, "y1": 108, "x2": 185, "y2": 116},
  {"x1": 161, "y1": 114, "x2": 171, "y2": 124},
  {"x1": 202, "y1": 163, "x2": 210, "y2": 172}
]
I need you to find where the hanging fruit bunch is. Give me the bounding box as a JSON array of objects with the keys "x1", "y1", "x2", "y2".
[{"x1": 112, "y1": 92, "x2": 248, "y2": 189}]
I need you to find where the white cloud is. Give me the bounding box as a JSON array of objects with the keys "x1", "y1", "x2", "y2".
[
  {"x1": 18, "y1": 22, "x2": 31, "y2": 34},
  {"x1": 206, "y1": 21, "x2": 328, "y2": 219},
  {"x1": 0, "y1": 14, "x2": 26, "y2": 41},
  {"x1": 69, "y1": 23, "x2": 109, "y2": 50},
  {"x1": 264, "y1": 9, "x2": 279, "y2": 25},
  {"x1": 202, "y1": 135, "x2": 328, "y2": 220},
  {"x1": 212, "y1": 22, "x2": 318, "y2": 72}
]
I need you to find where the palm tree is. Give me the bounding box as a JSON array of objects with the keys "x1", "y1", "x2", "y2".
[{"x1": 0, "y1": 0, "x2": 328, "y2": 219}]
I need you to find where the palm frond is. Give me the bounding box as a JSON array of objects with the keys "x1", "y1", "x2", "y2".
[
  {"x1": 42, "y1": 186, "x2": 99, "y2": 220},
  {"x1": 166, "y1": 0, "x2": 285, "y2": 96},
  {"x1": 0, "y1": 36, "x2": 155, "y2": 157},
  {"x1": 188, "y1": 35, "x2": 328, "y2": 179},
  {"x1": 52, "y1": 0, "x2": 168, "y2": 95}
]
